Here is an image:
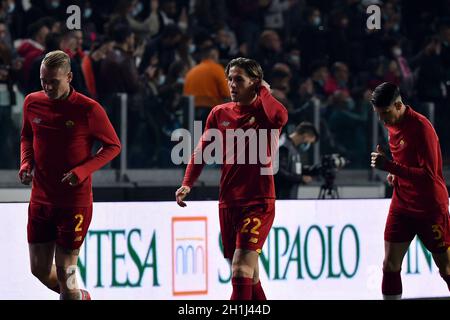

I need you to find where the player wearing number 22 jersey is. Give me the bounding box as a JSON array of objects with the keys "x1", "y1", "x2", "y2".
[{"x1": 176, "y1": 57, "x2": 288, "y2": 300}]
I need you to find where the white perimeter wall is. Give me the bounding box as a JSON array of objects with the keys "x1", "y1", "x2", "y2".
[{"x1": 0, "y1": 200, "x2": 448, "y2": 300}]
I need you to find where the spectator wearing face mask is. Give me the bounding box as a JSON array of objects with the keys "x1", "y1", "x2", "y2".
[
  {"x1": 297, "y1": 7, "x2": 328, "y2": 71},
  {"x1": 2, "y1": 0, "x2": 26, "y2": 40},
  {"x1": 327, "y1": 89, "x2": 369, "y2": 168},
  {"x1": 16, "y1": 18, "x2": 49, "y2": 93},
  {"x1": 262, "y1": 0, "x2": 298, "y2": 33},
  {"x1": 328, "y1": 10, "x2": 352, "y2": 67},
  {"x1": 254, "y1": 29, "x2": 285, "y2": 73},
  {"x1": 24, "y1": 0, "x2": 65, "y2": 23},
  {"x1": 324, "y1": 62, "x2": 349, "y2": 95},
  {"x1": 383, "y1": 38, "x2": 414, "y2": 100},
  {"x1": 126, "y1": 0, "x2": 161, "y2": 39},
  {"x1": 98, "y1": 23, "x2": 143, "y2": 137},
  {"x1": 214, "y1": 26, "x2": 239, "y2": 64}
]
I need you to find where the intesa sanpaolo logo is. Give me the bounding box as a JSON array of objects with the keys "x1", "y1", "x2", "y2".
[{"x1": 172, "y1": 217, "x2": 208, "y2": 295}]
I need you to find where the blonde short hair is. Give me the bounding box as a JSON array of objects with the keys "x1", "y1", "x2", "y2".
[{"x1": 42, "y1": 50, "x2": 71, "y2": 72}]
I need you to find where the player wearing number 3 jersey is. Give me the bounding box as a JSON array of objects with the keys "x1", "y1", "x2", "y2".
[
  {"x1": 176, "y1": 58, "x2": 288, "y2": 300},
  {"x1": 19, "y1": 51, "x2": 121, "y2": 299},
  {"x1": 370, "y1": 82, "x2": 450, "y2": 299}
]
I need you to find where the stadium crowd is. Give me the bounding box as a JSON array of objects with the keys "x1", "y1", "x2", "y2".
[{"x1": 1, "y1": 0, "x2": 450, "y2": 170}]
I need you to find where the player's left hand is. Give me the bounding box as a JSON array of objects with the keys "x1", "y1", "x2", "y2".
[
  {"x1": 371, "y1": 144, "x2": 388, "y2": 170},
  {"x1": 387, "y1": 173, "x2": 395, "y2": 186},
  {"x1": 19, "y1": 168, "x2": 33, "y2": 185},
  {"x1": 61, "y1": 172, "x2": 79, "y2": 186}
]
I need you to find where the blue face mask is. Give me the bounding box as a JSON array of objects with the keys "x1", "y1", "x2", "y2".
[{"x1": 299, "y1": 143, "x2": 311, "y2": 152}]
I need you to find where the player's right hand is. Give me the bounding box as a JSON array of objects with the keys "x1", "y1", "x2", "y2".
[
  {"x1": 258, "y1": 79, "x2": 271, "y2": 94},
  {"x1": 18, "y1": 167, "x2": 33, "y2": 185},
  {"x1": 175, "y1": 185, "x2": 191, "y2": 207},
  {"x1": 371, "y1": 144, "x2": 388, "y2": 170},
  {"x1": 387, "y1": 173, "x2": 395, "y2": 186}
]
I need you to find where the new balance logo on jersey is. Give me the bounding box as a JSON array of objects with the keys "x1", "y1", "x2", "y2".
[
  {"x1": 32, "y1": 117, "x2": 42, "y2": 124},
  {"x1": 221, "y1": 121, "x2": 230, "y2": 127}
]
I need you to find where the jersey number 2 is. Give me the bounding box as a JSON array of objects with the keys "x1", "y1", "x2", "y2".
[{"x1": 75, "y1": 214, "x2": 84, "y2": 232}]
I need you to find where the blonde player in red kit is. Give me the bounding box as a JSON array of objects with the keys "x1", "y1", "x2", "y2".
[
  {"x1": 371, "y1": 82, "x2": 450, "y2": 299},
  {"x1": 19, "y1": 50, "x2": 121, "y2": 299},
  {"x1": 176, "y1": 58, "x2": 288, "y2": 300}
]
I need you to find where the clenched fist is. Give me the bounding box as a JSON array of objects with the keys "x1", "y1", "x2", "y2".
[{"x1": 371, "y1": 144, "x2": 388, "y2": 170}]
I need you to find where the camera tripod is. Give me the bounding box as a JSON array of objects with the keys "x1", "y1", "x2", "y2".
[{"x1": 318, "y1": 175, "x2": 340, "y2": 199}]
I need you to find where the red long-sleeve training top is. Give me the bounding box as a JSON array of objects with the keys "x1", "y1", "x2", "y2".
[
  {"x1": 182, "y1": 86, "x2": 288, "y2": 208},
  {"x1": 20, "y1": 88, "x2": 121, "y2": 207},
  {"x1": 384, "y1": 106, "x2": 449, "y2": 212}
]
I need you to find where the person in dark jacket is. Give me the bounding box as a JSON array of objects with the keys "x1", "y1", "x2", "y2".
[{"x1": 275, "y1": 121, "x2": 319, "y2": 199}]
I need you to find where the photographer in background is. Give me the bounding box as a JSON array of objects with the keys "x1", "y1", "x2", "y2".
[{"x1": 275, "y1": 121, "x2": 319, "y2": 199}]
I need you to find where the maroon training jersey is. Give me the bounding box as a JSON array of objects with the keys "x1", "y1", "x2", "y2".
[
  {"x1": 182, "y1": 86, "x2": 288, "y2": 208},
  {"x1": 384, "y1": 106, "x2": 449, "y2": 212},
  {"x1": 20, "y1": 88, "x2": 121, "y2": 207}
]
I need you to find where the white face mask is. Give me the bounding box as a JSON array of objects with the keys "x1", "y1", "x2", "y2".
[
  {"x1": 312, "y1": 16, "x2": 321, "y2": 26},
  {"x1": 84, "y1": 8, "x2": 93, "y2": 19},
  {"x1": 51, "y1": 0, "x2": 60, "y2": 9},
  {"x1": 392, "y1": 47, "x2": 402, "y2": 57},
  {"x1": 289, "y1": 54, "x2": 300, "y2": 65},
  {"x1": 188, "y1": 44, "x2": 196, "y2": 54},
  {"x1": 8, "y1": 3, "x2": 15, "y2": 13},
  {"x1": 131, "y1": 2, "x2": 143, "y2": 17},
  {"x1": 299, "y1": 143, "x2": 311, "y2": 152},
  {"x1": 158, "y1": 74, "x2": 166, "y2": 85}
]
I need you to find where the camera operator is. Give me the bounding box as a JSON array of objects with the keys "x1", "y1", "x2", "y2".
[{"x1": 275, "y1": 121, "x2": 319, "y2": 199}]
